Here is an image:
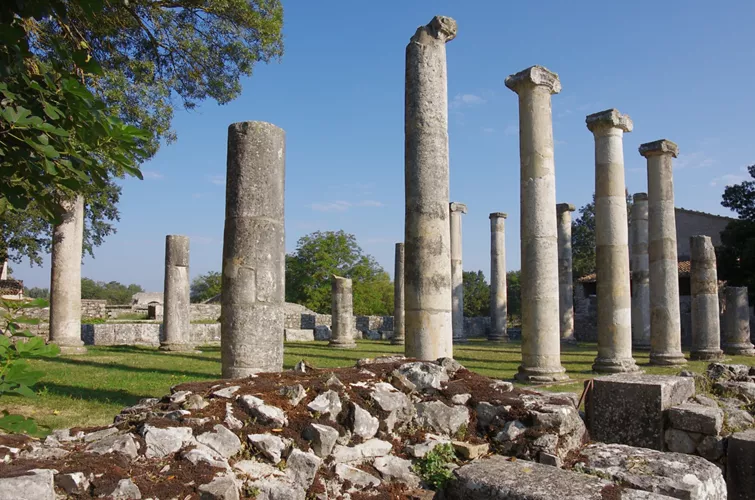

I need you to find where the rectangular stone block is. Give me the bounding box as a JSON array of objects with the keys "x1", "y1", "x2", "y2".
[
  {"x1": 727, "y1": 429, "x2": 755, "y2": 500},
  {"x1": 284, "y1": 328, "x2": 315, "y2": 342},
  {"x1": 668, "y1": 403, "x2": 723, "y2": 436},
  {"x1": 587, "y1": 374, "x2": 695, "y2": 450}
]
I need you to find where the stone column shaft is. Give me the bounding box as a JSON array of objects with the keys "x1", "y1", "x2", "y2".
[
  {"x1": 587, "y1": 109, "x2": 638, "y2": 373},
  {"x1": 450, "y1": 202, "x2": 467, "y2": 343},
  {"x1": 556, "y1": 203, "x2": 576, "y2": 343},
  {"x1": 392, "y1": 243, "x2": 405, "y2": 345},
  {"x1": 161, "y1": 235, "x2": 192, "y2": 351},
  {"x1": 722, "y1": 286, "x2": 755, "y2": 355},
  {"x1": 49, "y1": 195, "x2": 86, "y2": 354},
  {"x1": 630, "y1": 193, "x2": 651, "y2": 350},
  {"x1": 330, "y1": 275, "x2": 356, "y2": 348},
  {"x1": 689, "y1": 235, "x2": 723, "y2": 360},
  {"x1": 640, "y1": 140, "x2": 686, "y2": 365},
  {"x1": 221, "y1": 121, "x2": 285, "y2": 378},
  {"x1": 489, "y1": 212, "x2": 508, "y2": 341},
  {"x1": 404, "y1": 16, "x2": 456, "y2": 360},
  {"x1": 505, "y1": 65, "x2": 567, "y2": 383}
]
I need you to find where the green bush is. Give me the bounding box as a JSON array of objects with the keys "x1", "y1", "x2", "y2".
[{"x1": 411, "y1": 443, "x2": 456, "y2": 490}]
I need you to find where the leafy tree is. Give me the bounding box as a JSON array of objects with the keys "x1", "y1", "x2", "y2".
[
  {"x1": 191, "y1": 271, "x2": 222, "y2": 303},
  {"x1": 718, "y1": 165, "x2": 755, "y2": 296},
  {"x1": 23, "y1": 287, "x2": 49, "y2": 299},
  {"x1": 80, "y1": 278, "x2": 144, "y2": 304},
  {"x1": 506, "y1": 270, "x2": 522, "y2": 326},
  {"x1": 286, "y1": 231, "x2": 392, "y2": 315},
  {"x1": 463, "y1": 271, "x2": 490, "y2": 317}
]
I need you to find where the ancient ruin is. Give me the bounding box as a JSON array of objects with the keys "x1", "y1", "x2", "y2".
[
  {"x1": 488, "y1": 212, "x2": 508, "y2": 342},
  {"x1": 689, "y1": 235, "x2": 724, "y2": 360},
  {"x1": 392, "y1": 242, "x2": 405, "y2": 345},
  {"x1": 160, "y1": 235, "x2": 193, "y2": 352},
  {"x1": 450, "y1": 202, "x2": 467, "y2": 344},
  {"x1": 630, "y1": 192, "x2": 651, "y2": 350},
  {"x1": 556, "y1": 203, "x2": 575, "y2": 343},
  {"x1": 329, "y1": 275, "x2": 356, "y2": 349},
  {"x1": 722, "y1": 287, "x2": 755, "y2": 356}
]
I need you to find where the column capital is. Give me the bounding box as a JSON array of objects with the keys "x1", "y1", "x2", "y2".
[
  {"x1": 556, "y1": 203, "x2": 576, "y2": 214},
  {"x1": 449, "y1": 202, "x2": 467, "y2": 214},
  {"x1": 639, "y1": 139, "x2": 678, "y2": 158},
  {"x1": 633, "y1": 192, "x2": 648, "y2": 202},
  {"x1": 585, "y1": 109, "x2": 633, "y2": 134},
  {"x1": 505, "y1": 65, "x2": 561, "y2": 95},
  {"x1": 410, "y1": 15, "x2": 457, "y2": 44},
  {"x1": 489, "y1": 212, "x2": 507, "y2": 220}
]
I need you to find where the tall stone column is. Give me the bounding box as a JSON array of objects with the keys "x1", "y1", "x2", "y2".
[
  {"x1": 161, "y1": 235, "x2": 192, "y2": 352},
  {"x1": 221, "y1": 121, "x2": 285, "y2": 378},
  {"x1": 587, "y1": 109, "x2": 639, "y2": 373},
  {"x1": 690, "y1": 236, "x2": 724, "y2": 360},
  {"x1": 488, "y1": 212, "x2": 508, "y2": 341},
  {"x1": 505, "y1": 66, "x2": 568, "y2": 383},
  {"x1": 49, "y1": 195, "x2": 86, "y2": 354},
  {"x1": 640, "y1": 140, "x2": 687, "y2": 366},
  {"x1": 450, "y1": 202, "x2": 467, "y2": 343},
  {"x1": 722, "y1": 287, "x2": 755, "y2": 355},
  {"x1": 630, "y1": 193, "x2": 651, "y2": 350},
  {"x1": 330, "y1": 275, "x2": 356, "y2": 349},
  {"x1": 392, "y1": 243, "x2": 405, "y2": 345},
  {"x1": 404, "y1": 16, "x2": 456, "y2": 360},
  {"x1": 556, "y1": 203, "x2": 576, "y2": 343}
]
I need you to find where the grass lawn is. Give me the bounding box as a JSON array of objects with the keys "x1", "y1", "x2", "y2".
[{"x1": 6, "y1": 340, "x2": 755, "y2": 431}]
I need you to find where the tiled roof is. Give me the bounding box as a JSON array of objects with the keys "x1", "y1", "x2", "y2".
[
  {"x1": 578, "y1": 260, "x2": 691, "y2": 283},
  {"x1": 0, "y1": 279, "x2": 23, "y2": 295}
]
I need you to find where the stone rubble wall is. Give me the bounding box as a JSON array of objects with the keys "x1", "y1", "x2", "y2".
[
  {"x1": 190, "y1": 304, "x2": 221, "y2": 322},
  {"x1": 81, "y1": 322, "x2": 220, "y2": 346}
]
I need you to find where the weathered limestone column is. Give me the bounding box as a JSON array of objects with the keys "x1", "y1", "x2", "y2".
[
  {"x1": 160, "y1": 235, "x2": 192, "y2": 352},
  {"x1": 488, "y1": 212, "x2": 508, "y2": 342},
  {"x1": 689, "y1": 236, "x2": 724, "y2": 360},
  {"x1": 49, "y1": 195, "x2": 86, "y2": 354},
  {"x1": 630, "y1": 193, "x2": 651, "y2": 350},
  {"x1": 587, "y1": 109, "x2": 639, "y2": 373},
  {"x1": 392, "y1": 243, "x2": 405, "y2": 345},
  {"x1": 404, "y1": 16, "x2": 456, "y2": 360},
  {"x1": 722, "y1": 287, "x2": 755, "y2": 355},
  {"x1": 221, "y1": 121, "x2": 285, "y2": 378},
  {"x1": 329, "y1": 275, "x2": 356, "y2": 349},
  {"x1": 450, "y1": 202, "x2": 467, "y2": 343},
  {"x1": 640, "y1": 140, "x2": 687, "y2": 365},
  {"x1": 556, "y1": 203, "x2": 576, "y2": 343},
  {"x1": 505, "y1": 66, "x2": 568, "y2": 382}
]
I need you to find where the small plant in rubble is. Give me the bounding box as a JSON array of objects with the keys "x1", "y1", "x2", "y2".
[{"x1": 411, "y1": 442, "x2": 457, "y2": 490}]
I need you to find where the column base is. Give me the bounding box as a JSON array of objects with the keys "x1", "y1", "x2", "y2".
[
  {"x1": 514, "y1": 365, "x2": 569, "y2": 384},
  {"x1": 159, "y1": 343, "x2": 198, "y2": 353},
  {"x1": 592, "y1": 357, "x2": 641, "y2": 374},
  {"x1": 649, "y1": 352, "x2": 688, "y2": 365},
  {"x1": 222, "y1": 367, "x2": 265, "y2": 379},
  {"x1": 58, "y1": 344, "x2": 88, "y2": 355},
  {"x1": 329, "y1": 341, "x2": 357, "y2": 349},
  {"x1": 390, "y1": 338, "x2": 405, "y2": 346},
  {"x1": 689, "y1": 349, "x2": 724, "y2": 361},
  {"x1": 722, "y1": 343, "x2": 755, "y2": 356}
]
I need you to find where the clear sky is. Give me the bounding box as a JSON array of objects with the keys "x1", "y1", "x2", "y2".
[{"x1": 17, "y1": 0, "x2": 755, "y2": 291}]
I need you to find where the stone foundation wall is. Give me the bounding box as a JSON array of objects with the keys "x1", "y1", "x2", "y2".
[
  {"x1": 81, "y1": 299, "x2": 108, "y2": 319},
  {"x1": 81, "y1": 322, "x2": 220, "y2": 346},
  {"x1": 190, "y1": 304, "x2": 221, "y2": 322}
]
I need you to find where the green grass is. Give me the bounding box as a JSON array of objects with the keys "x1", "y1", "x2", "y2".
[{"x1": 6, "y1": 340, "x2": 755, "y2": 430}]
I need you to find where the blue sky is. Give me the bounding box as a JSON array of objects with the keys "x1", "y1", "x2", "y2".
[{"x1": 18, "y1": 0, "x2": 755, "y2": 291}]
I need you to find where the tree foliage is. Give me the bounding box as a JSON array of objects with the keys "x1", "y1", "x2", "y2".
[
  {"x1": 80, "y1": 277, "x2": 143, "y2": 304},
  {"x1": 718, "y1": 165, "x2": 755, "y2": 296},
  {"x1": 463, "y1": 271, "x2": 490, "y2": 317},
  {"x1": 23, "y1": 287, "x2": 49, "y2": 299},
  {"x1": 506, "y1": 270, "x2": 522, "y2": 324},
  {"x1": 191, "y1": 271, "x2": 222, "y2": 303},
  {"x1": 285, "y1": 231, "x2": 393, "y2": 315}
]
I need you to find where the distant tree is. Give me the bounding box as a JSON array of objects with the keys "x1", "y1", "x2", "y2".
[
  {"x1": 718, "y1": 165, "x2": 755, "y2": 296},
  {"x1": 191, "y1": 272, "x2": 222, "y2": 303},
  {"x1": 80, "y1": 278, "x2": 143, "y2": 304},
  {"x1": 463, "y1": 271, "x2": 490, "y2": 317},
  {"x1": 506, "y1": 270, "x2": 522, "y2": 325},
  {"x1": 285, "y1": 231, "x2": 392, "y2": 315},
  {"x1": 23, "y1": 287, "x2": 49, "y2": 299}
]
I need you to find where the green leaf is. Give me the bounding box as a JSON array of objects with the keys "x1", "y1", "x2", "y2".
[
  {"x1": 1, "y1": 105, "x2": 32, "y2": 125},
  {"x1": 42, "y1": 102, "x2": 62, "y2": 120}
]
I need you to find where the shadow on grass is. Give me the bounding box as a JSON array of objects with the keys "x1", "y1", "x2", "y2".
[
  {"x1": 36, "y1": 381, "x2": 149, "y2": 408},
  {"x1": 40, "y1": 355, "x2": 218, "y2": 379},
  {"x1": 85, "y1": 345, "x2": 221, "y2": 363}
]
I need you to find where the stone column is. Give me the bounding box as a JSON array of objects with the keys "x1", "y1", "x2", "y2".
[
  {"x1": 556, "y1": 203, "x2": 576, "y2": 343},
  {"x1": 640, "y1": 140, "x2": 687, "y2": 365},
  {"x1": 404, "y1": 16, "x2": 456, "y2": 360},
  {"x1": 49, "y1": 195, "x2": 86, "y2": 354},
  {"x1": 330, "y1": 275, "x2": 356, "y2": 348},
  {"x1": 392, "y1": 243, "x2": 405, "y2": 345},
  {"x1": 160, "y1": 235, "x2": 192, "y2": 352},
  {"x1": 221, "y1": 121, "x2": 285, "y2": 378},
  {"x1": 587, "y1": 109, "x2": 639, "y2": 373},
  {"x1": 488, "y1": 213, "x2": 508, "y2": 341},
  {"x1": 722, "y1": 287, "x2": 755, "y2": 355},
  {"x1": 505, "y1": 65, "x2": 568, "y2": 382},
  {"x1": 689, "y1": 235, "x2": 724, "y2": 360},
  {"x1": 450, "y1": 202, "x2": 467, "y2": 343},
  {"x1": 630, "y1": 193, "x2": 651, "y2": 350}
]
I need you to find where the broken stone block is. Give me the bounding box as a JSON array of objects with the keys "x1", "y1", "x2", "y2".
[
  {"x1": 238, "y1": 395, "x2": 288, "y2": 427},
  {"x1": 249, "y1": 477, "x2": 305, "y2": 500},
  {"x1": 0, "y1": 469, "x2": 55, "y2": 500},
  {"x1": 414, "y1": 400, "x2": 469, "y2": 436},
  {"x1": 405, "y1": 435, "x2": 451, "y2": 458},
  {"x1": 284, "y1": 328, "x2": 315, "y2": 342},
  {"x1": 212, "y1": 385, "x2": 240, "y2": 399},
  {"x1": 82, "y1": 426, "x2": 119, "y2": 443},
  {"x1": 55, "y1": 472, "x2": 90, "y2": 495},
  {"x1": 452, "y1": 440, "x2": 489, "y2": 460},
  {"x1": 587, "y1": 374, "x2": 695, "y2": 450},
  {"x1": 248, "y1": 434, "x2": 288, "y2": 464},
  {"x1": 107, "y1": 478, "x2": 142, "y2": 499},
  {"x1": 664, "y1": 428, "x2": 703, "y2": 454},
  {"x1": 233, "y1": 460, "x2": 284, "y2": 480},
  {"x1": 437, "y1": 357, "x2": 464, "y2": 376},
  {"x1": 494, "y1": 420, "x2": 526, "y2": 442},
  {"x1": 373, "y1": 455, "x2": 420, "y2": 487},
  {"x1": 198, "y1": 473, "x2": 240, "y2": 500},
  {"x1": 141, "y1": 424, "x2": 193, "y2": 458},
  {"x1": 696, "y1": 435, "x2": 725, "y2": 461},
  {"x1": 197, "y1": 424, "x2": 242, "y2": 459},
  {"x1": 538, "y1": 452, "x2": 561, "y2": 467},
  {"x1": 183, "y1": 443, "x2": 231, "y2": 470},
  {"x1": 331, "y1": 438, "x2": 393, "y2": 463},
  {"x1": 85, "y1": 433, "x2": 139, "y2": 459},
  {"x1": 389, "y1": 369, "x2": 417, "y2": 394},
  {"x1": 349, "y1": 403, "x2": 379, "y2": 440},
  {"x1": 285, "y1": 449, "x2": 321, "y2": 489},
  {"x1": 302, "y1": 423, "x2": 339, "y2": 458},
  {"x1": 578, "y1": 443, "x2": 727, "y2": 500},
  {"x1": 224, "y1": 403, "x2": 243, "y2": 430},
  {"x1": 397, "y1": 361, "x2": 449, "y2": 391},
  {"x1": 714, "y1": 380, "x2": 755, "y2": 401},
  {"x1": 727, "y1": 429, "x2": 755, "y2": 500},
  {"x1": 278, "y1": 384, "x2": 306, "y2": 406},
  {"x1": 451, "y1": 393, "x2": 471, "y2": 405},
  {"x1": 335, "y1": 463, "x2": 381, "y2": 488},
  {"x1": 184, "y1": 394, "x2": 209, "y2": 410},
  {"x1": 668, "y1": 403, "x2": 723, "y2": 435},
  {"x1": 370, "y1": 382, "x2": 415, "y2": 431},
  {"x1": 306, "y1": 390, "x2": 342, "y2": 421}
]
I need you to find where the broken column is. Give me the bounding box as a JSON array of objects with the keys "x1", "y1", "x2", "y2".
[
  {"x1": 450, "y1": 202, "x2": 467, "y2": 343},
  {"x1": 329, "y1": 275, "x2": 356, "y2": 349},
  {"x1": 488, "y1": 212, "x2": 508, "y2": 342},
  {"x1": 160, "y1": 235, "x2": 192, "y2": 352},
  {"x1": 640, "y1": 140, "x2": 686, "y2": 366},
  {"x1": 49, "y1": 195, "x2": 87, "y2": 354},
  {"x1": 722, "y1": 286, "x2": 755, "y2": 355},
  {"x1": 505, "y1": 65, "x2": 568, "y2": 382},
  {"x1": 630, "y1": 193, "x2": 651, "y2": 350},
  {"x1": 587, "y1": 109, "x2": 638, "y2": 373},
  {"x1": 404, "y1": 16, "x2": 456, "y2": 360},
  {"x1": 556, "y1": 203, "x2": 576, "y2": 343},
  {"x1": 221, "y1": 121, "x2": 285, "y2": 378},
  {"x1": 392, "y1": 243, "x2": 405, "y2": 345},
  {"x1": 689, "y1": 235, "x2": 723, "y2": 360}
]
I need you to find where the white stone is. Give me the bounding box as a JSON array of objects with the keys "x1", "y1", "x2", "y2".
[
  {"x1": 141, "y1": 425, "x2": 193, "y2": 458},
  {"x1": 248, "y1": 434, "x2": 288, "y2": 464},
  {"x1": 238, "y1": 395, "x2": 288, "y2": 427},
  {"x1": 331, "y1": 439, "x2": 393, "y2": 463},
  {"x1": 197, "y1": 424, "x2": 242, "y2": 459},
  {"x1": 335, "y1": 464, "x2": 381, "y2": 488},
  {"x1": 212, "y1": 386, "x2": 240, "y2": 399},
  {"x1": 306, "y1": 390, "x2": 342, "y2": 421},
  {"x1": 0, "y1": 469, "x2": 55, "y2": 500}
]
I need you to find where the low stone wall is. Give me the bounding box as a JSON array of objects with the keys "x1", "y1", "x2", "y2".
[
  {"x1": 190, "y1": 303, "x2": 221, "y2": 322},
  {"x1": 81, "y1": 322, "x2": 220, "y2": 346},
  {"x1": 81, "y1": 299, "x2": 108, "y2": 319}
]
